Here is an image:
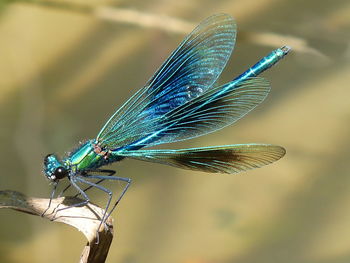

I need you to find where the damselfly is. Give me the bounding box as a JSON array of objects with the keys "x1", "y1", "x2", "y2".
[{"x1": 43, "y1": 14, "x2": 289, "y2": 230}]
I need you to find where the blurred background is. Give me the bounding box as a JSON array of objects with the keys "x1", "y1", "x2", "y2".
[{"x1": 0, "y1": 0, "x2": 349, "y2": 262}]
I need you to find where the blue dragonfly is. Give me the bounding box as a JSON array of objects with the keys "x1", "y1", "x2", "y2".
[{"x1": 43, "y1": 14, "x2": 289, "y2": 229}]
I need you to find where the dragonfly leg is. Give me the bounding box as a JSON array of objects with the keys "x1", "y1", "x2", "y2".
[
  {"x1": 54, "y1": 178, "x2": 90, "y2": 216},
  {"x1": 41, "y1": 182, "x2": 58, "y2": 218},
  {"x1": 57, "y1": 169, "x2": 115, "y2": 198},
  {"x1": 81, "y1": 174, "x2": 131, "y2": 220},
  {"x1": 75, "y1": 176, "x2": 114, "y2": 242},
  {"x1": 73, "y1": 169, "x2": 116, "y2": 198}
]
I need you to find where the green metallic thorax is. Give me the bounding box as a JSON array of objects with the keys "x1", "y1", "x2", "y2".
[{"x1": 65, "y1": 140, "x2": 104, "y2": 172}]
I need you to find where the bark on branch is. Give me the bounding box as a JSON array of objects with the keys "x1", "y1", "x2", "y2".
[{"x1": 0, "y1": 190, "x2": 113, "y2": 263}]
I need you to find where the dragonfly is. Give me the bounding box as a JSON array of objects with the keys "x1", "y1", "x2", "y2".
[{"x1": 43, "y1": 14, "x2": 289, "y2": 230}]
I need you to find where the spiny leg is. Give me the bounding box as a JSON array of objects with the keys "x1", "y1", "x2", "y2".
[
  {"x1": 74, "y1": 169, "x2": 116, "y2": 198},
  {"x1": 54, "y1": 178, "x2": 90, "y2": 216},
  {"x1": 57, "y1": 170, "x2": 115, "y2": 198},
  {"x1": 80, "y1": 174, "x2": 131, "y2": 221},
  {"x1": 75, "y1": 175, "x2": 125, "y2": 244},
  {"x1": 42, "y1": 182, "x2": 58, "y2": 217},
  {"x1": 54, "y1": 171, "x2": 131, "y2": 242},
  {"x1": 75, "y1": 176, "x2": 114, "y2": 235},
  {"x1": 106, "y1": 177, "x2": 131, "y2": 220}
]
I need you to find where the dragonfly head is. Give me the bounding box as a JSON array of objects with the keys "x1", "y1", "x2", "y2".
[{"x1": 44, "y1": 154, "x2": 68, "y2": 182}]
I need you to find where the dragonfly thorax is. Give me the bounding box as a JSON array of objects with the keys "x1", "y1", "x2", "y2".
[{"x1": 44, "y1": 154, "x2": 69, "y2": 182}]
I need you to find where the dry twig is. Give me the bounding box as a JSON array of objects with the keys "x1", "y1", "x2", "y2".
[{"x1": 0, "y1": 190, "x2": 113, "y2": 263}]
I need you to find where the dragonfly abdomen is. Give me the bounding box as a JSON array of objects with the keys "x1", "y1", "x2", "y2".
[{"x1": 234, "y1": 46, "x2": 290, "y2": 83}]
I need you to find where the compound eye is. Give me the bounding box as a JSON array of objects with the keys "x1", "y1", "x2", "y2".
[
  {"x1": 44, "y1": 154, "x2": 53, "y2": 165},
  {"x1": 54, "y1": 166, "x2": 68, "y2": 180}
]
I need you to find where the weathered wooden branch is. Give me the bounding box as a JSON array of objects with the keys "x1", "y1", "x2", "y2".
[{"x1": 0, "y1": 190, "x2": 113, "y2": 263}]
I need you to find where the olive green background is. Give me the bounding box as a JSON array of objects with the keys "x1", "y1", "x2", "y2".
[{"x1": 0, "y1": 0, "x2": 349, "y2": 262}]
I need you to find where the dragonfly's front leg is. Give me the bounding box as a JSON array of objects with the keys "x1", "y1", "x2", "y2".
[
  {"x1": 54, "y1": 177, "x2": 90, "y2": 216},
  {"x1": 41, "y1": 182, "x2": 58, "y2": 217},
  {"x1": 58, "y1": 169, "x2": 116, "y2": 198}
]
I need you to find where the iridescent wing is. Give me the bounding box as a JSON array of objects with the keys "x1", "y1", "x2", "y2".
[
  {"x1": 141, "y1": 77, "x2": 270, "y2": 147},
  {"x1": 118, "y1": 144, "x2": 286, "y2": 174},
  {"x1": 104, "y1": 77, "x2": 270, "y2": 149},
  {"x1": 97, "y1": 14, "x2": 236, "y2": 149}
]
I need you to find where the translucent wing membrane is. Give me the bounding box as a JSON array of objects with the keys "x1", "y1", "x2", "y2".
[
  {"x1": 119, "y1": 144, "x2": 286, "y2": 174},
  {"x1": 143, "y1": 77, "x2": 270, "y2": 147},
  {"x1": 97, "y1": 14, "x2": 236, "y2": 148},
  {"x1": 104, "y1": 77, "x2": 270, "y2": 150}
]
